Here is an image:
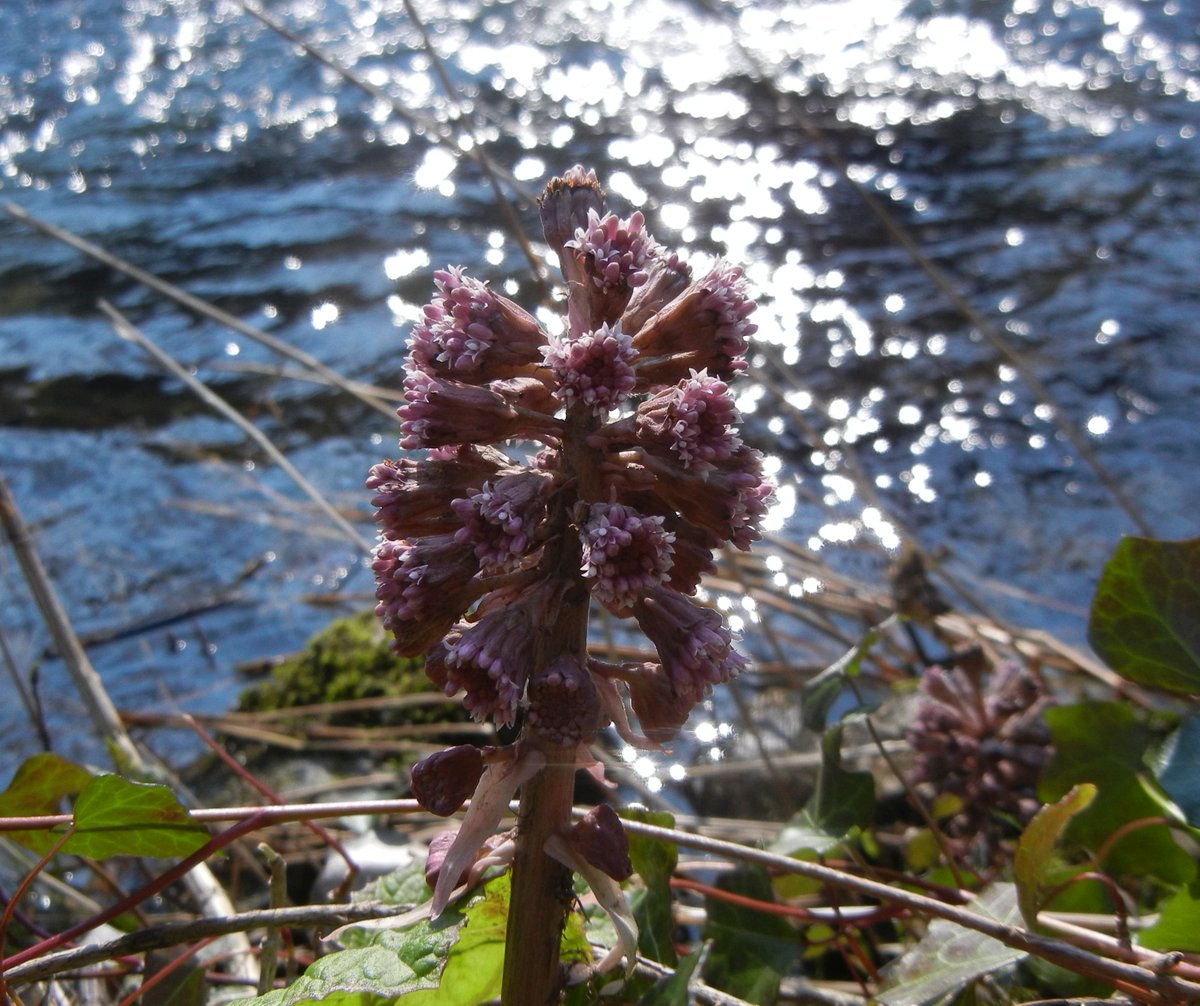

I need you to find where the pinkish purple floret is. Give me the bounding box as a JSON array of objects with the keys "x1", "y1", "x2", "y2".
[
  {"x1": 567, "y1": 209, "x2": 654, "y2": 292},
  {"x1": 633, "y1": 586, "x2": 746, "y2": 696},
  {"x1": 700, "y1": 263, "x2": 757, "y2": 361},
  {"x1": 637, "y1": 369, "x2": 742, "y2": 473},
  {"x1": 580, "y1": 502, "x2": 675, "y2": 615},
  {"x1": 543, "y1": 323, "x2": 638, "y2": 413},
  {"x1": 372, "y1": 534, "x2": 478, "y2": 626},
  {"x1": 440, "y1": 581, "x2": 563, "y2": 726},
  {"x1": 452, "y1": 471, "x2": 551, "y2": 573},
  {"x1": 398, "y1": 371, "x2": 559, "y2": 450},
  {"x1": 409, "y1": 267, "x2": 546, "y2": 377}
]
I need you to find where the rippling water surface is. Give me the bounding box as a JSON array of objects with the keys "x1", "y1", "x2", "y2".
[{"x1": 0, "y1": 0, "x2": 1197, "y2": 774}]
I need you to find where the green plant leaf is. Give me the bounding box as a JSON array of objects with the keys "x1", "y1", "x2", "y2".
[
  {"x1": 1014, "y1": 783, "x2": 1096, "y2": 926},
  {"x1": 877, "y1": 883, "x2": 1027, "y2": 1006},
  {"x1": 621, "y1": 808, "x2": 678, "y2": 967},
  {"x1": 353, "y1": 859, "x2": 432, "y2": 911},
  {"x1": 771, "y1": 817, "x2": 845, "y2": 859},
  {"x1": 1088, "y1": 536, "x2": 1200, "y2": 694},
  {"x1": 399, "y1": 876, "x2": 509, "y2": 1006},
  {"x1": 806, "y1": 725, "x2": 875, "y2": 838},
  {"x1": 701, "y1": 863, "x2": 800, "y2": 1005},
  {"x1": 1154, "y1": 714, "x2": 1200, "y2": 827},
  {"x1": 0, "y1": 753, "x2": 94, "y2": 853},
  {"x1": 638, "y1": 945, "x2": 703, "y2": 1006},
  {"x1": 233, "y1": 877, "x2": 510, "y2": 1006},
  {"x1": 233, "y1": 946, "x2": 428, "y2": 1006},
  {"x1": 799, "y1": 629, "x2": 879, "y2": 732},
  {"x1": 1040, "y1": 702, "x2": 1195, "y2": 885},
  {"x1": 1139, "y1": 882, "x2": 1200, "y2": 952},
  {"x1": 64, "y1": 775, "x2": 209, "y2": 859}
]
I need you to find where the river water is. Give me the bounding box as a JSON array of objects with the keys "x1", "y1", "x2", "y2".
[{"x1": 0, "y1": 0, "x2": 1197, "y2": 776}]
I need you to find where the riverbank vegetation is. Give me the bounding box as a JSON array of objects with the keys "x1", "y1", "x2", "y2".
[{"x1": 2, "y1": 3, "x2": 1198, "y2": 1005}]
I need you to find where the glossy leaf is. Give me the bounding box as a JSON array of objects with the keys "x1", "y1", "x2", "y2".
[
  {"x1": 1014, "y1": 783, "x2": 1096, "y2": 926},
  {"x1": 65, "y1": 775, "x2": 209, "y2": 859},
  {"x1": 772, "y1": 817, "x2": 845, "y2": 859},
  {"x1": 232, "y1": 877, "x2": 509, "y2": 1006},
  {"x1": 399, "y1": 876, "x2": 509, "y2": 1006},
  {"x1": 638, "y1": 945, "x2": 703, "y2": 1006},
  {"x1": 1154, "y1": 714, "x2": 1200, "y2": 827},
  {"x1": 1139, "y1": 883, "x2": 1200, "y2": 952},
  {"x1": 800, "y1": 628, "x2": 879, "y2": 732},
  {"x1": 806, "y1": 725, "x2": 875, "y2": 838},
  {"x1": 701, "y1": 863, "x2": 800, "y2": 1005},
  {"x1": 1040, "y1": 702, "x2": 1195, "y2": 884},
  {"x1": 1088, "y1": 536, "x2": 1200, "y2": 694},
  {"x1": 0, "y1": 753, "x2": 93, "y2": 854},
  {"x1": 622, "y1": 807, "x2": 678, "y2": 967},
  {"x1": 232, "y1": 945, "x2": 429, "y2": 1006},
  {"x1": 352, "y1": 859, "x2": 432, "y2": 912},
  {"x1": 877, "y1": 884, "x2": 1026, "y2": 1006}
]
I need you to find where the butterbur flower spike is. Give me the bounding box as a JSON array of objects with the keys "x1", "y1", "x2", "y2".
[{"x1": 368, "y1": 167, "x2": 773, "y2": 992}]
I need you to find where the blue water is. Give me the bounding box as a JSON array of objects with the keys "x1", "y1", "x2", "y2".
[{"x1": 0, "y1": 0, "x2": 1197, "y2": 775}]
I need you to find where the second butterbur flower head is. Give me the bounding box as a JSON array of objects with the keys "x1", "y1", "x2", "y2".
[{"x1": 369, "y1": 167, "x2": 773, "y2": 924}]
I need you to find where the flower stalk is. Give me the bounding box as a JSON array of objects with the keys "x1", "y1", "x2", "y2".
[{"x1": 367, "y1": 166, "x2": 771, "y2": 1003}]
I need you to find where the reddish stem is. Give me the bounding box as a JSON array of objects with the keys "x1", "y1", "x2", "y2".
[{"x1": 0, "y1": 811, "x2": 271, "y2": 973}]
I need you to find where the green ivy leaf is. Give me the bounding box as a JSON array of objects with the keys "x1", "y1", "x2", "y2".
[
  {"x1": 799, "y1": 629, "x2": 879, "y2": 732},
  {"x1": 806, "y1": 725, "x2": 875, "y2": 839},
  {"x1": 0, "y1": 753, "x2": 94, "y2": 853},
  {"x1": 1040, "y1": 703, "x2": 1195, "y2": 885},
  {"x1": 1154, "y1": 715, "x2": 1200, "y2": 827},
  {"x1": 1088, "y1": 536, "x2": 1200, "y2": 694},
  {"x1": 1139, "y1": 882, "x2": 1200, "y2": 952},
  {"x1": 65, "y1": 775, "x2": 209, "y2": 859},
  {"x1": 621, "y1": 808, "x2": 678, "y2": 967},
  {"x1": 1014, "y1": 783, "x2": 1096, "y2": 926},
  {"x1": 638, "y1": 945, "x2": 703, "y2": 1006},
  {"x1": 701, "y1": 863, "x2": 800, "y2": 1005},
  {"x1": 877, "y1": 883, "x2": 1026, "y2": 1006}
]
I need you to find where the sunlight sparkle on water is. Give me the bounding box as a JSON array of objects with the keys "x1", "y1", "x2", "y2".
[
  {"x1": 413, "y1": 148, "x2": 456, "y2": 194},
  {"x1": 311, "y1": 302, "x2": 340, "y2": 330},
  {"x1": 384, "y1": 248, "x2": 430, "y2": 281}
]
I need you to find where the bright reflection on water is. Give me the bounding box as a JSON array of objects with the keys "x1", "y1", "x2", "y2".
[{"x1": 0, "y1": 0, "x2": 1196, "y2": 778}]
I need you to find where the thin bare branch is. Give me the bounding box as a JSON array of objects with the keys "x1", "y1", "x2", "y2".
[
  {"x1": 99, "y1": 300, "x2": 372, "y2": 553},
  {"x1": 3, "y1": 902, "x2": 414, "y2": 986},
  {"x1": 2, "y1": 201, "x2": 396, "y2": 420}
]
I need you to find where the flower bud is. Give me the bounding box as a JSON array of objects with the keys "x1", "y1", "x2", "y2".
[
  {"x1": 409, "y1": 267, "x2": 548, "y2": 381},
  {"x1": 562, "y1": 804, "x2": 632, "y2": 882},
  {"x1": 411, "y1": 744, "x2": 487, "y2": 816},
  {"x1": 452, "y1": 471, "x2": 554, "y2": 573},
  {"x1": 542, "y1": 322, "x2": 638, "y2": 414},
  {"x1": 526, "y1": 654, "x2": 604, "y2": 748},
  {"x1": 631, "y1": 262, "x2": 757, "y2": 385},
  {"x1": 539, "y1": 165, "x2": 605, "y2": 262},
  {"x1": 636, "y1": 368, "x2": 742, "y2": 474},
  {"x1": 580, "y1": 501, "x2": 675, "y2": 616}
]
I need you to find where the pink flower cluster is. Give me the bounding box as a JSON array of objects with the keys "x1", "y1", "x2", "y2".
[{"x1": 368, "y1": 166, "x2": 773, "y2": 925}]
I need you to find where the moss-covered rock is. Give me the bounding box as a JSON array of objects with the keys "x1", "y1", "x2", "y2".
[{"x1": 238, "y1": 611, "x2": 462, "y2": 727}]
